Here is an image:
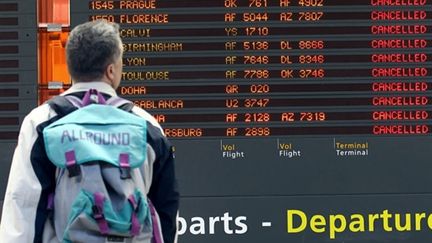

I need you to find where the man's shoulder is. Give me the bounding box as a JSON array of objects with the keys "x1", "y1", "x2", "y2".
[
  {"x1": 129, "y1": 106, "x2": 171, "y2": 152},
  {"x1": 130, "y1": 105, "x2": 164, "y2": 133},
  {"x1": 25, "y1": 103, "x2": 56, "y2": 124}
]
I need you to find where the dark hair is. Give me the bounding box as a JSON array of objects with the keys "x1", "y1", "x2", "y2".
[{"x1": 66, "y1": 20, "x2": 122, "y2": 82}]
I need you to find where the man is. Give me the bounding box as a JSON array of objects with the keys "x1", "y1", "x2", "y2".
[{"x1": 0, "y1": 20, "x2": 179, "y2": 242}]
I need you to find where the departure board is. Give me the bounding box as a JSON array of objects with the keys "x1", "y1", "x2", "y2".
[
  {"x1": 70, "y1": 1, "x2": 432, "y2": 243},
  {"x1": 71, "y1": 0, "x2": 432, "y2": 139}
]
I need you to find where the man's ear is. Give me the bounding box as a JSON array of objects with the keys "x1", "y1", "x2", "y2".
[{"x1": 106, "y1": 63, "x2": 115, "y2": 81}]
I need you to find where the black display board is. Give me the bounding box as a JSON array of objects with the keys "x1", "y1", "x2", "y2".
[{"x1": 0, "y1": 0, "x2": 37, "y2": 219}]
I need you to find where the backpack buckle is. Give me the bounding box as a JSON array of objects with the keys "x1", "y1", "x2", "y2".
[
  {"x1": 65, "y1": 150, "x2": 81, "y2": 177},
  {"x1": 92, "y1": 205, "x2": 104, "y2": 220},
  {"x1": 93, "y1": 192, "x2": 110, "y2": 235},
  {"x1": 82, "y1": 89, "x2": 106, "y2": 105},
  {"x1": 67, "y1": 164, "x2": 81, "y2": 177},
  {"x1": 119, "y1": 153, "x2": 131, "y2": 180},
  {"x1": 120, "y1": 167, "x2": 131, "y2": 179},
  {"x1": 106, "y1": 236, "x2": 126, "y2": 243}
]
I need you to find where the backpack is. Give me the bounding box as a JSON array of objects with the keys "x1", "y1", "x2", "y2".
[{"x1": 42, "y1": 89, "x2": 164, "y2": 243}]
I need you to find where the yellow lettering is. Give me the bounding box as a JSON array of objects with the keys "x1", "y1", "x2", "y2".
[
  {"x1": 310, "y1": 215, "x2": 326, "y2": 233},
  {"x1": 287, "y1": 210, "x2": 307, "y2": 233},
  {"x1": 368, "y1": 214, "x2": 380, "y2": 232},
  {"x1": 415, "y1": 213, "x2": 426, "y2": 231},
  {"x1": 381, "y1": 210, "x2": 393, "y2": 232},
  {"x1": 426, "y1": 214, "x2": 432, "y2": 229},
  {"x1": 329, "y1": 215, "x2": 346, "y2": 239},
  {"x1": 349, "y1": 214, "x2": 365, "y2": 232},
  {"x1": 284, "y1": 209, "x2": 432, "y2": 240},
  {"x1": 395, "y1": 213, "x2": 412, "y2": 231}
]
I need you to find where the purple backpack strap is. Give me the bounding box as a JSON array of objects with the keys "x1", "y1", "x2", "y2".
[
  {"x1": 62, "y1": 89, "x2": 105, "y2": 108},
  {"x1": 63, "y1": 89, "x2": 132, "y2": 110},
  {"x1": 82, "y1": 89, "x2": 107, "y2": 105},
  {"x1": 149, "y1": 200, "x2": 164, "y2": 243},
  {"x1": 106, "y1": 96, "x2": 133, "y2": 108},
  {"x1": 127, "y1": 195, "x2": 141, "y2": 236},
  {"x1": 93, "y1": 192, "x2": 110, "y2": 235}
]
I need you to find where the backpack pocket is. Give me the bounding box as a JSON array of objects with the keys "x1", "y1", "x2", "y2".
[{"x1": 63, "y1": 190, "x2": 152, "y2": 243}]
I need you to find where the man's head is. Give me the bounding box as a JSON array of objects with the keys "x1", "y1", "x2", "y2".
[{"x1": 66, "y1": 20, "x2": 123, "y2": 89}]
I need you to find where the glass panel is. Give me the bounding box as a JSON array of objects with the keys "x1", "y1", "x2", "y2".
[{"x1": 38, "y1": 0, "x2": 70, "y2": 104}]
